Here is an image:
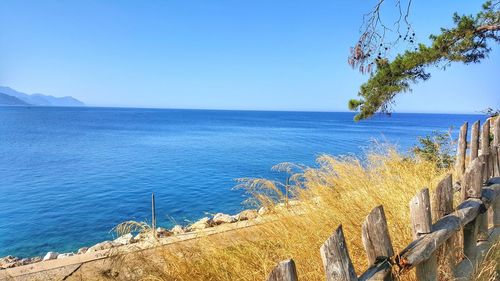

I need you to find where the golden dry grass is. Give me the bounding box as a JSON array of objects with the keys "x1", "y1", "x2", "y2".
[
  {"x1": 126, "y1": 147, "x2": 457, "y2": 281},
  {"x1": 473, "y1": 240, "x2": 500, "y2": 281}
]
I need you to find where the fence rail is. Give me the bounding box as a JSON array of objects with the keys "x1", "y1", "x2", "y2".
[{"x1": 266, "y1": 117, "x2": 500, "y2": 281}]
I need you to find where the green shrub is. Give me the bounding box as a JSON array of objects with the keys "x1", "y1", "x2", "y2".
[{"x1": 413, "y1": 130, "x2": 455, "y2": 169}]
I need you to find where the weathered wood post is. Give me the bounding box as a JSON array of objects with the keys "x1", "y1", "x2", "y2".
[
  {"x1": 266, "y1": 259, "x2": 298, "y2": 281},
  {"x1": 461, "y1": 158, "x2": 483, "y2": 260},
  {"x1": 360, "y1": 206, "x2": 394, "y2": 281},
  {"x1": 480, "y1": 120, "x2": 491, "y2": 180},
  {"x1": 494, "y1": 117, "x2": 500, "y2": 177},
  {"x1": 152, "y1": 192, "x2": 157, "y2": 237},
  {"x1": 456, "y1": 122, "x2": 468, "y2": 177},
  {"x1": 480, "y1": 119, "x2": 490, "y2": 156},
  {"x1": 431, "y1": 174, "x2": 455, "y2": 279},
  {"x1": 493, "y1": 183, "x2": 500, "y2": 228},
  {"x1": 320, "y1": 225, "x2": 358, "y2": 281},
  {"x1": 409, "y1": 188, "x2": 437, "y2": 281},
  {"x1": 470, "y1": 121, "x2": 480, "y2": 160},
  {"x1": 476, "y1": 155, "x2": 490, "y2": 242},
  {"x1": 490, "y1": 113, "x2": 500, "y2": 220}
]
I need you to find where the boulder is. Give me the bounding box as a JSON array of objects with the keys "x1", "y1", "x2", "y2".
[
  {"x1": 57, "y1": 253, "x2": 74, "y2": 259},
  {"x1": 42, "y1": 252, "x2": 59, "y2": 261},
  {"x1": 87, "y1": 241, "x2": 120, "y2": 253},
  {"x1": 237, "y1": 209, "x2": 258, "y2": 221},
  {"x1": 171, "y1": 225, "x2": 185, "y2": 235},
  {"x1": 212, "y1": 213, "x2": 237, "y2": 225},
  {"x1": 113, "y1": 233, "x2": 135, "y2": 245},
  {"x1": 156, "y1": 227, "x2": 171, "y2": 238},
  {"x1": 188, "y1": 217, "x2": 212, "y2": 231},
  {"x1": 77, "y1": 247, "x2": 89, "y2": 255}
]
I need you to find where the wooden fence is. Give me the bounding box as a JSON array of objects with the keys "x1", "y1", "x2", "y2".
[{"x1": 266, "y1": 117, "x2": 500, "y2": 281}]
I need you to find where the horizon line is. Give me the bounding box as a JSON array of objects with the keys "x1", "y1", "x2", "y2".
[{"x1": 1, "y1": 104, "x2": 488, "y2": 116}]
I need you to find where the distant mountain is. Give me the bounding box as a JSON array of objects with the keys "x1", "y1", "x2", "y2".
[
  {"x1": 0, "y1": 86, "x2": 84, "y2": 106},
  {"x1": 0, "y1": 93, "x2": 30, "y2": 106}
]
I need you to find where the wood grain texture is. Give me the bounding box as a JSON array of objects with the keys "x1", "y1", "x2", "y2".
[
  {"x1": 494, "y1": 117, "x2": 500, "y2": 147},
  {"x1": 432, "y1": 174, "x2": 453, "y2": 222},
  {"x1": 431, "y1": 174, "x2": 456, "y2": 279},
  {"x1": 266, "y1": 259, "x2": 298, "y2": 281},
  {"x1": 396, "y1": 184, "x2": 499, "y2": 271},
  {"x1": 320, "y1": 225, "x2": 358, "y2": 281},
  {"x1": 410, "y1": 188, "x2": 432, "y2": 239},
  {"x1": 409, "y1": 188, "x2": 437, "y2": 281},
  {"x1": 462, "y1": 157, "x2": 484, "y2": 200},
  {"x1": 456, "y1": 122, "x2": 468, "y2": 177},
  {"x1": 361, "y1": 206, "x2": 394, "y2": 266},
  {"x1": 358, "y1": 260, "x2": 392, "y2": 281},
  {"x1": 470, "y1": 120, "x2": 480, "y2": 160},
  {"x1": 480, "y1": 118, "x2": 490, "y2": 156}
]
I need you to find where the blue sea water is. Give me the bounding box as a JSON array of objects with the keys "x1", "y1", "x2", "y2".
[{"x1": 0, "y1": 107, "x2": 486, "y2": 258}]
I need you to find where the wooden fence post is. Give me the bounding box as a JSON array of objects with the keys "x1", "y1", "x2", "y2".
[
  {"x1": 360, "y1": 206, "x2": 394, "y2": 281},
  {"x1": 494, "y1": 117, "x2": 500, "y2": 177},
  {"x1": 320, "y1": 225, "x2": 358, "y2": 281},
  {"x1": 456, "y1": 122, "x2": 468, "y2": 177},
  {"x1": 409, "y1": 188, "x2": 437, "y2": 281},
  {"x1": 493, "y1": 146, "x2": 500, "y2": 178},
  {"x1": 476, "y1": 155, "x2": 489, "y2": 242},
  {"x1": 266, "y1": 259, "x2": 298, "y2": 281},
  {"x1": 494, "y1": 189, "x2": 500, "y2": 227},
  {"x1": 480, "y1": 120, "x2": 491, "y2": 182},
  {"x1": 462, "y1": 158, "x2": 483, "y2": 201},
  {"x1": 494, "y1": 117, "x2": 500, "y2": 147},
  {"x1": 480, "y1": 119, "x2": 490, "y2": 156},
  {"x1": 487, "y1": 178, "x2": 500, "y2": 228},
  {"x1": 461, "y1": 158, "x2": 483, "y2": 260},
  {"x1": 470, "y1": 121, "x2": 480, "y2": 160},
  {"x1": 432, "y1": 174, "x2": 455, "y2": 279}
]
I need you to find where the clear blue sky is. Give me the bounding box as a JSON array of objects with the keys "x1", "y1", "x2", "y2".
[{"x1": 0, "y1": 0, "x2": 498, "y2": 113}]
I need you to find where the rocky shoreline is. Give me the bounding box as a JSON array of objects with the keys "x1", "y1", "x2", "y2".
[{"x1": 0, "y1": 207, "x2": 269, "y2": 270}]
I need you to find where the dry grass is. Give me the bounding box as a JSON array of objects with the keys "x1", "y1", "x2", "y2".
[
  {"x1": 118, "y1": 147, "x2": 457, "y2": 281},
  {"x1": 473, "y1": 240, "x2": 500, "y2": 281}
]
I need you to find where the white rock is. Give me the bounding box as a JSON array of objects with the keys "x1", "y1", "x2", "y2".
[
  {"x1": 237, "y1": 209, "x2": 258, "y2": 221},
  {"x1": 212, "y1": 213, "x2": 237, "y2": 225},
  {"x1": 113, "y1": 233, "x2": 135, "y2": 245},
  {"x1": 57, "y1": 253, "x2": 74, "y2": 259},
  {"x1": 87, "y1": 241, "x2": 120, "y2": 253},
  {"x1": 77, "y1": 247, "x2": 89, "y2": 255},
  {"x1": 188, "y1": 217, "x2": 212, "y2": 231},
  {"x1": 43, "y1": 252, "x2": 59, "y2": 261},
  {"x1": 171, "y1": 225, "x2": 185, "y2": 235},
  {"x1": 258, "y1": 206, "x2": 269, "y2": 215}
]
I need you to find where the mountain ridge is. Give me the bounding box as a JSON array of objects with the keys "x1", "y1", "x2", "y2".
[
  {"x1": 0, "y1": 86, "x2": 84, "y2": 106},
  {"x1": 0, "y1": 93, "x2": 31, "y2": 106}
]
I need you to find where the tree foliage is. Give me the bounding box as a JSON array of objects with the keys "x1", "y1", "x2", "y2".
[
  {"x1": 349, "y1": 1, "x2": 500, "y2": 121},
  {"x1": 413, "y1": 130, "x2": 455, "y2": 169}
]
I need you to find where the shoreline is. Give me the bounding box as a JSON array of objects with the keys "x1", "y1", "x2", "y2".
[{"x1": 0, "y1": 205, "x2": 276, "y2": 271}]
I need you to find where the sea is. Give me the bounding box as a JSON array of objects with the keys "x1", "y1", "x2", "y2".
[{"x1": 0, "y1": 106, "x2": 486, "y2": 258}]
